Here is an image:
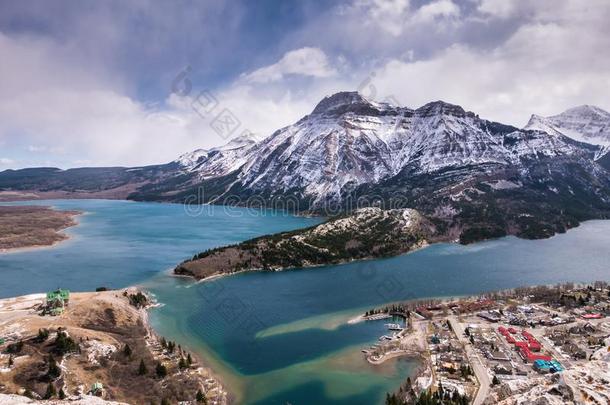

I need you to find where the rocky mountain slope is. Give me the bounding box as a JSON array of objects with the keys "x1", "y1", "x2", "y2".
[
  {"x1": 166, "y1": 93, "x2": 597, "y2": 208},
  {"x1": 2, "y1": 92, "x2": 610, "y2": 243},
  {"x1": 175, "y1": 207, "x2": 433, "y2": 279},
  {"x1": 174, "y1": 133, "x2": 258, "y2": 177}
]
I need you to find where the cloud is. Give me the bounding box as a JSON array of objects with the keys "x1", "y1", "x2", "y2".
[
  {"x1": 476, "y1": 0, "x2": 517, "y2": 19},
  {"x1": 241, "y1": 47, "x2": 337, "y2": 83},
  {"x1": 413, "y1": 0, "x2": 460, "y2": 23},
  {"x1": 0, "y1": 0, "x2": 609, "y2": 170},
  {"x1": 356, "y1": 0, "x2": 410, "y2": 36},
  {"x1": 0, "y1": 30, "x2": 238, "y2": 168},
  {"x1": 367, "y1": 3, "x2": 610, "y2": 126}
]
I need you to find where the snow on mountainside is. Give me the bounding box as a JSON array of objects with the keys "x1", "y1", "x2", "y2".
[
  {"x1": 3, "y1": 91, "x2": 610, "y2": 243},
  {"x1": 177, "y1": 92, "x2": 591, "y2": 206},
  {"x1": 174, "y1": 133, "x2": 258, "y2": 177},
  {"x1": 525, "y1": 105, "x2": 610, "y2": 148}
]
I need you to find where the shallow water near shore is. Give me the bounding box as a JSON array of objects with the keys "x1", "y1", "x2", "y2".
[{"x1": 2, "y1": 200, "x2": 610, "y2": 404}]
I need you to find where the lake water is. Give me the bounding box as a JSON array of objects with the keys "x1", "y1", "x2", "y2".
[{"x1": 1, "y1": 200, "x2": 610, "y2": 404}]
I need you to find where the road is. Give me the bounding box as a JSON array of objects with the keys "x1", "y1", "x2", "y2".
[{"x1": 448, "y1": 316, "x2": 491, "y2": 405}]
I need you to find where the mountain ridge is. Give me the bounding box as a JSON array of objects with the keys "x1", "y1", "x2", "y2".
[{"x1": 2, "y1": 92, "x2": 610, "y2": 244}]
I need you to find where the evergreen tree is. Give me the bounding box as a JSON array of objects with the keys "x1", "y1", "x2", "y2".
[
  {"x1": 37, "y1": 328, "x2": 50, "y2": 342},
  {"x1": 53, "y1": 331, "x2": 78, "y2": 355},
  {"x1": 138, "y1": 359, "x2": 147, "y2": 375},
  {"x1": 155, "y1": 362, "x2": 168, "y2": 378},
  {"x1": 58, "y1": 388, "x2": 66, "y2": 400},
  {"x1": 47, "y1": 355, "x2": 61, "y2": 380},
  {"x1": 187, "y1": 353, "x2": 193, "y2": 366},
  {"x1": 178, "y1": 357, "x2": 187, "y2": 369},
  {"x1": 124, "y1": 344, "x2": 132, "y2": 357},
  {"x1": 44, "y1": 383, "x2": 57, "y2": 399},
  {"x1": 196, "y1": 389, "x2": 207, "y2": 403}
]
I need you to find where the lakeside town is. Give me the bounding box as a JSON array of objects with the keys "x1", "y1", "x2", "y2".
[
  {"x1": 2, "y1": 281, "x2": 610, "y2": 404},
  {"x1": 359, "y1": 282, "x2": 610, "y2": 405}
]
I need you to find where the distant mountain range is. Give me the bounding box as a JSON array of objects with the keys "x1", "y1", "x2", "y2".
[
  {"x1": 2, "y1": 92, "x2": 610, "y2": 243},
  {"x1": 525, "y1": 105, "x2": 610, "y2": 149}
]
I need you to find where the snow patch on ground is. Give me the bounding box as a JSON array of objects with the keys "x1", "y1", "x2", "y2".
[
  {"x1": 485, "y1": 180, "x2": 522, "y2": 190},
  {"x1": 84, "y1": 340, "x2": 117, "y2": 365}
]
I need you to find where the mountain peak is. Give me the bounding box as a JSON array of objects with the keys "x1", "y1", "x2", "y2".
[
  {"x1": 560, "y1": 105, "x2": 610, "y2": 118},
  {"x1": 526, "y1": 105, "x2": 610, "y2": 147},
  {"x1": 524, "y1": 114, "x2": 561, "y2": 135},
  {"x1": 415, "y1": 100, "x2": 468, "y2": 118},
  {"x1": 311, "y1": 91, "x2": 375, "y2": 116},
  {"x1": 210, "y1": 133, "x2": 258, "y2": 152}
]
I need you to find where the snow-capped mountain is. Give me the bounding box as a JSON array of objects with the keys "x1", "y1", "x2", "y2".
[
  {"x1": 525, "y1": 105, "x2": 610, "y2": 148},
  {"x1": 174, "y1": 133, "x2": 258, "y2": 178},
  {"x1": 2, "y1": 91, "x2": 610, "y2": 242},
  {"x1": 175, "y1": 92, "x2": 594, "y2": 206}
]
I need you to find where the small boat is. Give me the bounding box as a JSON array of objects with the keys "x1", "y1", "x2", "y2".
[{"x1": 386, "y1": 323, "x2": 404, "y2": 331}]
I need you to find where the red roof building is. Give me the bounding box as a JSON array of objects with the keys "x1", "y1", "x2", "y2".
[
  {"x1": 499, "y1": 326, "x2": 549, "y2": 359},
  {"x1": 519, "y1": 347, "x2": 552, "y2": 363},
  {"x1": 528, "y1": 341, "x2": 541, "y2": 352}
]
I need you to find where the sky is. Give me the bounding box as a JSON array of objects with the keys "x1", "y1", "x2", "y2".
[{"x1": 0, "y1": 0, "x2": 609, "y2": 169}]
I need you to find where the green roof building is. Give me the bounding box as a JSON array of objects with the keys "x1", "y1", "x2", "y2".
[
  {"x1": 46, "y1": 289, "x2": 70, "y2": 302},
  {"x1": 91, "y1": 382, "x2": 104, "y2": 396},
  {"x1": 45, "y1": 289, "x2": 70, "y2": 316}
]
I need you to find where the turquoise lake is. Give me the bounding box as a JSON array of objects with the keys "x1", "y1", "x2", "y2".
[{"x1": 1, "y1": 199, "x2": 610, "y2": 404}]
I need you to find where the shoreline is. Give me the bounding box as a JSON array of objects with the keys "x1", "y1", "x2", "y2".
[
  {"x1": 0, "y1": 231, "x2": 77, "y2": 255},
  {"x1": 141, "y1": 289, "x2": 236, "y2": 403},
  {"x1": 3, "y1": 197, "x2": 610, "y2": 403}
]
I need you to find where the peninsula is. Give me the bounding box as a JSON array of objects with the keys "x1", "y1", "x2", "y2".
[
  {"x1": 0, "y1": 289, "x2": 227, "y2": 404},
  {"x1": 0, "y1": 205, "x2": 81, "y2": 252},
  {"x1": 175, "y1": 207, "x2": 434, "y2": 279}
]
